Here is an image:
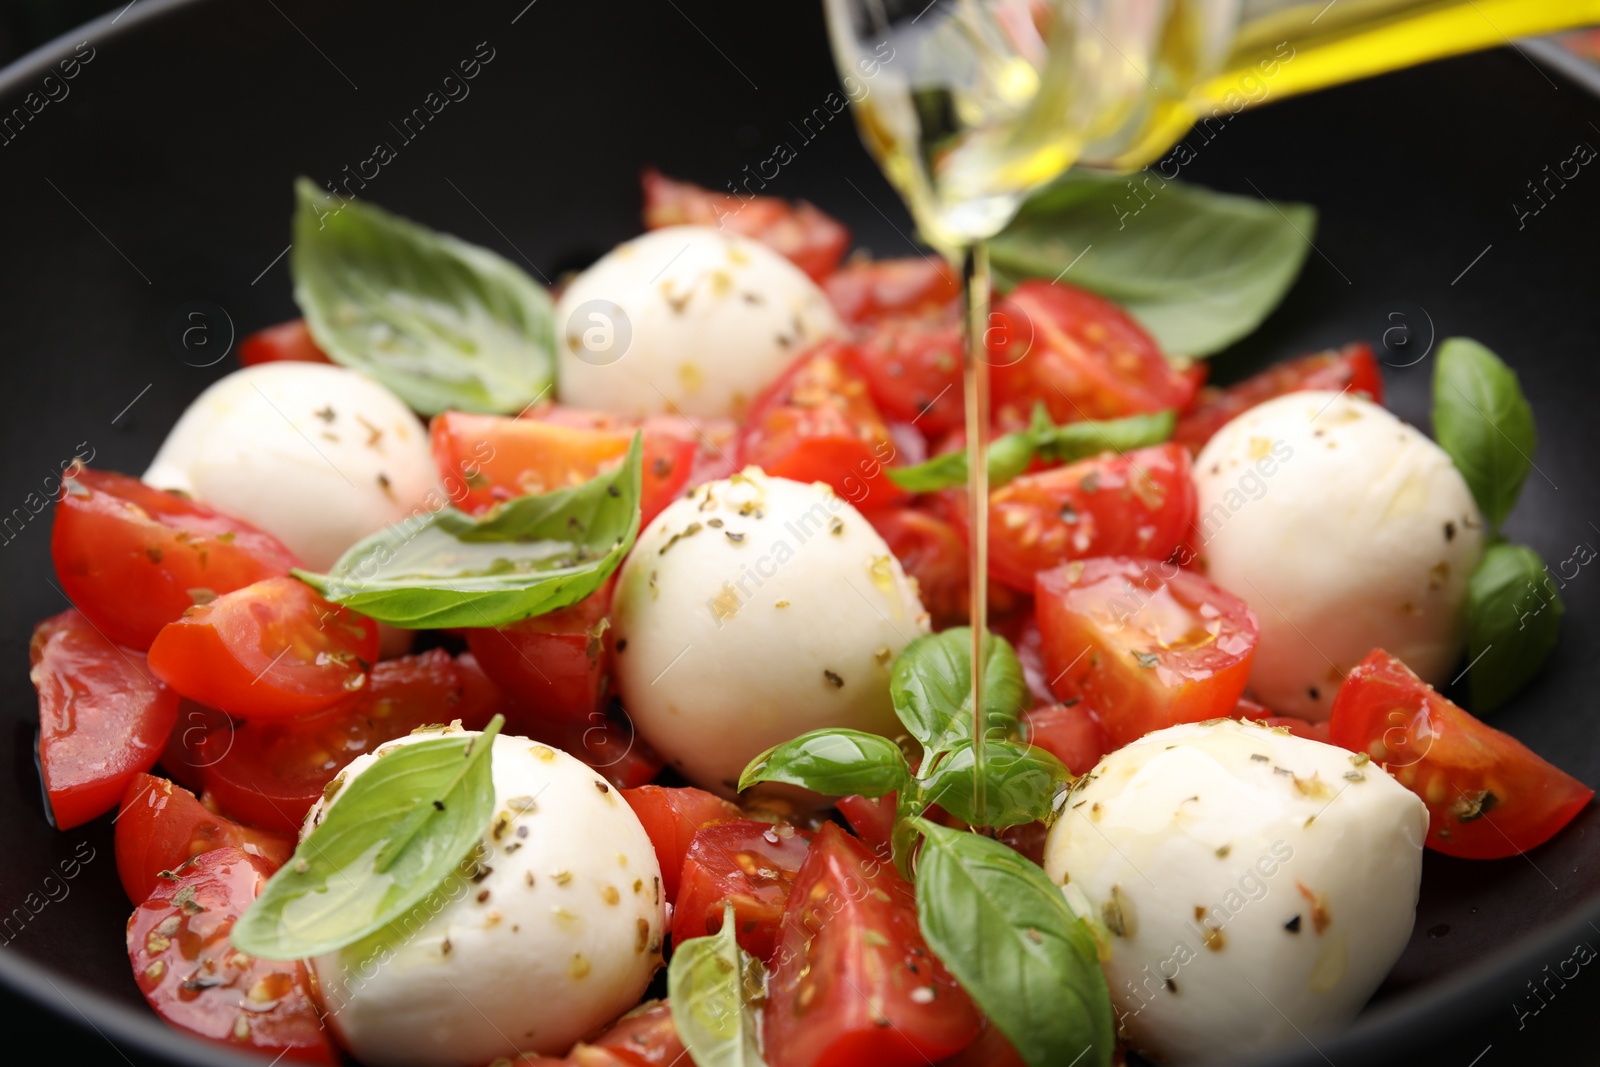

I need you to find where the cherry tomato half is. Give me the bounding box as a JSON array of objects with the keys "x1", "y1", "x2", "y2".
[
  {"x1": 147, "y1": 577, "x2": 378, "y2": 721},
  {"x1": 642, "y1": 168, "x2": 850, "y2": 281},
  {"x1": 31, "y1": 610, "x2": 179, "y2": 830},
  {"x1": 1329, "y1": 650, "x2": 1592, "y2": 859},
  {"x1": 673, "y1": 818, "x2": 811, "y2": 962},
  {"x1": 238, "y1": 319, "x2": 332, "y2": 366},
  {"x1": 1174, "y1": 343, "x2": 1383, "y2": 452},
  {"x1": 1037, "y1": 557, "x2": 1259, "y2": 749},
  {"x1": 51, "y1": 466, "x2": 301, "y2": 650},
  {"x1": 465, "y1": 579, "x2": 615, "y2": 728},
  {"x1": 824, "y1": 257, "x2": 962, "y2": 325},
  {"x1": 114, "y1": 773, "x2": 293, "y2": 903},
  {"x1": 620, "y1": 785, "x2": 741, "y2": 904},
  {"x1": 1022, "y1": 702, "x2": 1111, "y2": 776}
]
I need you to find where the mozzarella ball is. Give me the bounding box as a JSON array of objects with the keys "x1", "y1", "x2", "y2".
[
  {"x1": 612, "y1": 469, "x2": 928, "y2": 793},
  {"x1": 1194, "y1": 391, "x2": 1485, "y2": 720},
  {"x1": 308, "y1": 725, "x2": 665, "y2": 1067},
  {"x1": 144, "y1": 363, "x2": 441, "y2": 571},
  {"x1": 556, "y1": 226, "x2": 842, "y2": 419},
  {"x1": 1044, "y1": 719, "x2": 1426, "y2": 1065}
]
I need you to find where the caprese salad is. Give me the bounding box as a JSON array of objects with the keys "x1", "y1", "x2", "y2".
[{"x1": 30, "y1": 168, "x2": 1592, "y2": 1067}]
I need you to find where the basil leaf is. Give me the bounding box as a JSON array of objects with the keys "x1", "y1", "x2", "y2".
[
  {"x1": 291, "y1": 178, "x2": 554, "y2": 416},
  {"x1": 922, "y1": 739, "x2": 1070, "y2": 830},
  {"x1": 891, "y1": 628, "x2": 1026, "y2": 756},
  {"x1": 667, "y1": 904, "x2": 769, "y2": 1067},
  {"x1": 739, "y1": 729, "x2": 909, "y2": 797},
  {"x1": 989, "y1": 172, "x2": 1314, "y2": 357},
  {"x1": 912, "y1": 820, "x2": 1114, "y2": 1067},
  {"x1": 232, "y1": 716, "x2": 503, "y2": 960},
  {"x1": 887, "y1": 410, "x2": 1173, "y2": 494},
  {"x1": 1432, "y1": 338, "x2": 1536, "y2": 531},
  {"x1": 297, "y1": 435, "x2": 642, "y2": 629},
  {"x1": 1465, "y1": 542, "x2": 1563, "y2": 714}
]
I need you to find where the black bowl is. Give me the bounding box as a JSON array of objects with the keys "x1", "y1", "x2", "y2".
[{"x1": 1, "y1": 2, "x2": 1597, "y2": 1064}]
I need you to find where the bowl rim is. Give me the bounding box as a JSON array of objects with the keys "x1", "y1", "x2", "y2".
[{"x1": 1, "y1": 4, "x2": 1596, "y2": 1065}]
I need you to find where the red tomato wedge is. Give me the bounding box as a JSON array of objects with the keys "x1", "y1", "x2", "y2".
[
  {"x1": 845, "y1": 314, "x2": 968, "y2": 438},
  {"x1": 430, "y1": 410, "x2": 693, "y2": 526},
  {"x1": 147, "y1": 576, "x2": 378, "y2": 721},
  {"x1": 465, "y1": 578, "x2": 615, "y2": 728},
  {"x1": 739, "y1": 341, "x2": 907, "y2": 509},
  {"x1": 1037, "y1": 557, "x2": 1259, "y2": 749},
  {"x1": 237, "y1": 319, "x2": 332, "y2": 366},
  {"x1": 198, "y1": 649, "x2": 494, "y2": 833},
  {"x1": 869, "y1": 505, "x2": 971, "y2": 628},
  {"x1": 114, "y1": 773, "x2": 293, "y2": 903},
  {"x1": 824, "y1": 257, "x2": 962, "y2": 325},
  {"x1": 1021, "y1": 702, "x2": 1111, "y2": 775},
  {"x1": 509, "y1": 1001, "x2": 686, "y2": 1067},
  {"x1": 1329, "y1": 650, "x2": 1593, "y2": 859},
  {"x1": 641, "y1": 168, "x2": 850, "y2": 281},
  {"x1": 1174, "y1": 343, "x2": 1383, "y2": 452},
  {"x1": 31, "y1": 610, "x2": 179, "y2": 830},
  {"x1": 51, "y1": 465, "x2": 302, "y2": 650},
  {"x1": 621, "y1": 785, "x2": 740, "y2": 904},
  {"x1": 982, "y1": 443, "x2": 1197, "y2": 592},
  {"x1": 765, "y1": 822, "x2": 981, "y2": 1067},
  {"x1": 989, "y1": 281, "x2": 1196, "y2": 427},
  {"x1": 127, "y1": 847, "x2": 336, "y2": 1064},
  {"x1": 835, "y1": 792, "x2": 897, "y2": 861},
  {"x1": 673, "y1": 818, "x2": 811, "y2": 963}
]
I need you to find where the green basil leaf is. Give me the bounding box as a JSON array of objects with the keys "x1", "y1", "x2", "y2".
[
  {"x1": 922, "y1": 739, "x2": 1070, "y2": 830},
  {"x1": 912, "y1": 820, "x2": 1114, "y2": 1067},
  {"x1": 1465, "y1": 542, "x2": 1564, "y2": 714},
  {"x1": 1033, "y1": 409, "x2": 1175, "y2": 465},
  {"x1": 297, "y1": 435, "x2": 641, "y2": 629},
  {"x1": 1432, "y1": 338, "x2": 1536, "y2": 531},
  {"x1": 887, "y1": 449, "x2": 973, "y2": 494},
  {"x1": 891, "y1": 628, "x2": 1026, "y2": 756},
  {"x1": 667, "y1": 904, "x2": 769, "y2": 1067},
  {"x1": 989, "y1": 172, "x2": 1315, "y2": 357},
  {"x1": 739, "y1": 729, "x2": 909, "y2": 797},
  {"x1": 291, "y1": 178, "x2": 554, "y2": 416},
  {"x1": 232, "y1": 716, "x2": 503, "y2": 960}
]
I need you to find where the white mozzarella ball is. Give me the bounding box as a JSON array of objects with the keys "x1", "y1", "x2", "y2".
[
  {"x1": 308, "y1": 725, "x2": 665, "y2": 1067},
  {"x1": 1043, "y1": 719, "x2": 1427, "y2": 1065},
  {"x1": 143, "y1": 363, "x2": 441, "y2": 571},
  {"x1": 1194, "y1": 391, "x2": 1485, "y2": 720},
  {"x1": 555, "y1": 226, "x2": 842, "y2": 420},
  {"x1": 612, "y1": 469, "x2": 928, "y2": 793}
]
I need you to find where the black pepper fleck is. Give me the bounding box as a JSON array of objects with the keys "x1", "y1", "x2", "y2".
[{"x1": 823, "y1": 669, "x2": 844, "y2": 689}]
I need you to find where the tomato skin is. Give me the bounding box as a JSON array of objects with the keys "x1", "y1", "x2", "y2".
[
  {"x1": 739, "y1": 342, "x2": 908, "y2": 510},
  {"x1": 198, "y1": 649, "x2": 494, "y2": 833},
  {"x1": 114, "y1": 773, "x2": 292, "y2": 904},
  {"x1": 1036, "y1": 557, "x2": 1259, "y2": 749},
  {"x1": 844, "y1": 314, "x2": 967, "y2": 438},
  {"x1": 869, "y1": 506, "x2": 971, "y2": 628},
  {"x1": 127, "y1": 847, "x2": 336, "y2": 1064},
  {"x1": 147, "y1": 576, "x2": 378, "y2": 721},
  {"x1": 1174, "y1": 343, "x2": 1383, "y2": 452},
  {"x1": 835, "y1": 793, "x2": 897, "y2": 861},
  {"x1": 982, "y1": 444, "x2": 1197, "y2": 593},
  {"x1": 429, "y1": 410, "x2": 693, "y2": 526},
  {"x1": 766, "y1": 822, "x2": 982, "y2": 1067},
  {"x1": 824, "y1": 257, "x2": 962, "y2": 325},
  {"x1": 641, "y1": 168, "x2": 850, "y2": 281},
  {"x1": 51, "y1": 466, "x2": 302, "y2": 650},
  {"x1": 237, "y1": 319, "x2": 332, "y2": 366},
  {"x1": 1021, "y1": 703, "x2": 1111, "y2": 775},
  {"x1": 509, "y1": 1001, "x2": 685, "y2": 1067},
  {"x1": 989, "y1": 281, "x2": 1196, "y2": 427},
  {"x1": 672, "y1": 818, "x2": 811, "y2": 963},
  {"x1": 465, "y1": 578, "x2": 615, "y2": 727},
  {"x1": 1328, "y1": 650, "x2": 1593, "y2": 859},
  {"x1": 31, "y1": 610, "x2": 180, "y2": 831},
  {"x1": 620, "y1": 785, "x2": 740, "y2": 904}
]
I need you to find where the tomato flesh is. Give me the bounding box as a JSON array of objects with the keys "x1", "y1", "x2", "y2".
[
  {"x1": 765, "y1": 822, "x2": 981, "y2": 1067},
  {"x1": 1174, "y1": 343, "x2": 1383, "y2": 452},
  {"x1": 115, "y1": 773, "x2": 292, "y2": 904},
  {"x1": 238, "y1": 319, "x2": 332, "y2": 366},
  {"x1": 620, "y1": 785, "x2": 740, "y2": 904},
  {"x1": 845, "y1": 314, "x2": 967, "y2": 438},
  {"x1": 465, "y1": 578, "x2": 615, "y2": 727},
  {"x1": 672, "y1": 818, "x2": 810, "y2": 962},
  {"x1": 983, "y1": 443, "x2": 1197, "y2": 593},
  {"x1": 1328, "y1": 650, "x2": 1593, "y2": 859},
  {"x1": 641, "y1": 168, "x2": 850, "y2": 281},
  {"x1": 1036, "y1": 557, "x2": 1259, "y2": 748},
  {"x1": 127, "y1": 847, "x2": 336, "y2": 1064},
  {"x1": 51, "y1": 466, "x2": 302, "y2": 650},
  {"x1": 430, "y1": 410, "x2": 693, "y2": 526},
  {"x1": 869, "y1": 505, "x2": 971, "y2": 628},
  {"x1": 31, "y1": 610, "x2": 179, "y2": 830},
  {"x1": 989, "y1": 281, "x2": 1196, "y2": 427},
  {"x1": 147, "y1": 576, "x2": 378, "y2": 720},
  {"x1": 1022, "y1": 702, "x2": 1111, "y2": 775},
  {"x1": 740, "y1": 341, "x2": 906, "y2": 509},
  {"x1": 824, "y1": 257, "x2": 962, "y2": 325}
]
